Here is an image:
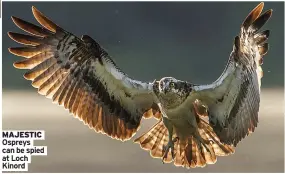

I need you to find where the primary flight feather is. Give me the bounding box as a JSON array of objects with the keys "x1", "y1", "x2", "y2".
[{"x1": 8, "y1": 2, "x2": 272, "y2": 169}]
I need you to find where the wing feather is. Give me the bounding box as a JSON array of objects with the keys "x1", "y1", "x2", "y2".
[
  {"x1": 9, "y1": 6, "x2": 159, "y2": 141},
  {"x1": 31, "y1": 6, "x2": 58, "y2": 32},
  {"x1": 8, "y1": 32, "x2": 43, "y2": 46},
  {"x1": 187, "y1": 3, "x2": 272, "y2": 146},
  {"x1": 11, "y1": 16, "x2": 52, "y2": 37}
]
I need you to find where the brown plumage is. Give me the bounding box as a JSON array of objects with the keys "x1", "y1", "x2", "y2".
[
  {"x1": 8, "y1": 6, "x2": 158, "y2": 141},
  {"x1": 135, "y1": 1, "x2": 271, "y2": 168},
  {"x1": 135, "y1": 117, "x2": 234, "y2": 168},
  {"x1": 8, "y1": 2, "x2": 272, "y2": 169},
  {"x1": 188, "y1": 2, "x2": 271, "y2": 147}
]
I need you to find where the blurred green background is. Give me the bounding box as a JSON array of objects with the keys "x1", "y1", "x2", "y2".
[{"x1": 2, "y1": 1, "x2": 284, "y2": 90}]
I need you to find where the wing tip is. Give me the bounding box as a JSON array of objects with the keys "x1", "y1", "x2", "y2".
[
  {"x1": 7, "y1": 31, "x2": 13, "y2": 39},
  {"x1": 31, "y1": 6, "x2": 37, "y2": 11},
  {"x1": 31, "y1": 6, "x2": 40, "y2": 17},
  {"x1": 31, "y1": 5, "x2": 57, "y2": 32},
  {"x1": 249, "y1": 9, "x2": 273, "y2": 33},
  {"x1": 242, "y1": 2, "x2": 273, "y2": 29},
  {"x1": 31, "y1": 6, "x2": 39, "y2": 18},
  {"x1": 11, "y1": 16, "x2": 17, "y2": 23},
  {"x1": 254, "y1": 2, "x2": 265, "y2": 13},
  {"x1": 242, "y1": 2, "x2": 265, "y2": 29},
  {"x1": 13, "y1": 61, "x2": 26, "y2": 69},
  {"x1": 258, "y1": 2, "x2": 265, "y2": 8},
  {"x1": 10, "y1": 16, "x2": 28, "y2": 30},
  {"x1": 255, "y1": 2, "x2": 265, "y2": 13},
  {"x1": 11, "y1": 16, "x2": 23, "y2": 24},
  {"x1": 8, "y1": 47, "x2": 14, "y2": 54},
  {"x1": 8, "y1": 47, "x2": 25, "y2": 57},
  {"x1": 23, "y1": 71, "x2": 36, "y2": 80},
  {"x1": 7, "y1": 31, "x2": 21, "y2": 44},
  {"x1": 265, "y1": 9, "x2": 273, "y2": 18}
]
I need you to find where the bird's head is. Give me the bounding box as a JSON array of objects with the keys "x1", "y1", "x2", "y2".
[
  {"x1": 158, "y1": 77, "x2": 179, "y2": 94},
  {"x1": 153, "y1": 77, "x2": 192, "y2": 108},
  {"x1": 156, "y1": 77, "x2": 192, "y2": 95}
]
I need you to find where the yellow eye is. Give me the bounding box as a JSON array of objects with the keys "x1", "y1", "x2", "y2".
[{"x1": 169, "y1": 82, "x2": 175, "y2": 88}]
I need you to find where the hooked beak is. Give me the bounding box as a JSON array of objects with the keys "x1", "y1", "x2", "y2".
[
  {"x1": 158, "y1": 80, "x2": 166, "y2": 93},
  {"x1": 163, "y1": 87, "x2": 168, "y2": 94}
]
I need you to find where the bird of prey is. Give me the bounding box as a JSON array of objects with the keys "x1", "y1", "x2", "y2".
[{"x1": 8, "y1": 2, "x2": 272, "y2": 169}]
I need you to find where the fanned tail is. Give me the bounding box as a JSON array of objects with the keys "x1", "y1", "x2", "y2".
[
  {"x1": 134, "y1": 120, "x2": 172, "y2": 162},
  {"x1": 134, "y1": 119, "x2": 234, "y2": 169}
]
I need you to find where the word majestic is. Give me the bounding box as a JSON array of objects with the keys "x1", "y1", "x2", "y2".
[{"x1": 2, "y1": 131, "x2": 42, "y2": 139}]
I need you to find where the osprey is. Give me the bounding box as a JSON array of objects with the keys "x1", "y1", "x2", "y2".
[{"x1": 8, "y1": 2, "x2": 272, "y2": 168}]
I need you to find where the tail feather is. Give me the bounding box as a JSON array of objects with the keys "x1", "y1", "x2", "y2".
[
  {"x1": 134, "y1": 120, "x2": 172, "y2": 163},
  {"x1": 135, "y1": 120, "x2": 166, "y2": 151},
  {"x1": 135, "y1": 119, "x2": 234, "y2": 169},
  {"x1": 151, "y1": 127, "x2": 168, "y2": 158},
  {"x1": 199, "y1": 119, "x2": 235, "y2": 156},
  {"x1": 196, "y1": 128, "x2": 217, "y2": 163},
  {"x1": 173, "y1": 140, "x2": 185, "y2": 167},
  {"x1": 149, "y1": 124, "x2": 165, "y2": 156}
]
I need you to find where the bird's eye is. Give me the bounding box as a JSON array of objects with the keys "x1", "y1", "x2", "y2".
[{"x1": 169, "y1": 82, "x2": 175, "y2": 88}]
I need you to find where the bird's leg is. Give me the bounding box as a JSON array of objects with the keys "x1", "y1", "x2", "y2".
[
  {"x1": 188, "y1": 108, "x2": 211, "y2": 153},
  {"x1": 162, "y1": 116, "x2": 178, "y2": 163},
  {"x1": 156, "y1": 103, "x2": 178, "y2": 162}
]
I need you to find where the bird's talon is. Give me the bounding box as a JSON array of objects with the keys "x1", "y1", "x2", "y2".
[
  {"x1": 171, "y1": 150, "x2": 175, "y2": 159},
  {"x1": 162, "y1": 145, "x2": 166, "y2": 153},
  {"x1": 162, "y1": 138, "x2": 178, "y2": 163},
  {"x1": 173, "y1": 137, "x2": 179, "y2": 142}
]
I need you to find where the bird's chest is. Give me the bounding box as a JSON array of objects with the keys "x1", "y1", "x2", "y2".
[
  {"x1": 165, "y1": 103, "x2": 192, "y2": 121},
  {"x1": 158, "y1": 92, "x2": 192, "y2": 121},
  {"x1": 157, "y1": 93, "x2": 185, "y2": 109},
  {"x1": 166, "y1": 106, "x2": 197, "y2": 138}
]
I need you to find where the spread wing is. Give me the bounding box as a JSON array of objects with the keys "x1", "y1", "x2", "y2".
[
  {"x1": 186, "y1": 2, "x2": 272, "y2": 146},
  {"x1": 8, "y1": 6, "x2": 161, "y2": 141}
]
